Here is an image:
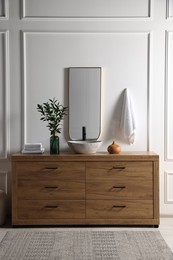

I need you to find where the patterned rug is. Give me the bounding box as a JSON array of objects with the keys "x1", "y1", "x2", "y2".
[{"x1": 0, "y1": 230, "x2": 172, "y2": 260}]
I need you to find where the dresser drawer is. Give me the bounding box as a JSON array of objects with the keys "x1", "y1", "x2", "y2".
[
  {"x1": 18, "y1": 180, "x2": 85, "y2": 200},
  {"x1": 86, "y1": 178, "x2": 153, "y2": 200},
  {"x1": 12, "y1": 153, "x2": 159, "y2": 226},
  {"x1": 16, "y1": 162, "x2": 85, "y2": 180},
  {"x1": 86, "y1": 200, "x2": 153, "y2": 219},
  {"x1": 86, "y1": 162, "x2": 152, "y2": 179},
  {"x1": 18, "y1": 200, "x2": 85, "y2": 219}
]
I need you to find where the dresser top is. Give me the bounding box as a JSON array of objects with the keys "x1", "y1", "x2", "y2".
[{"x1": 11, "y1": 151, "x2": 159, "y2": 162}]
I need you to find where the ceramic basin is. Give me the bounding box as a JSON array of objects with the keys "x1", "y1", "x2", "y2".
[{"x1": 68, "y1": 140, "x2": 102, "y2": 154}]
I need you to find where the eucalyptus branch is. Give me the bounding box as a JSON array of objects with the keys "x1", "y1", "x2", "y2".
[{"x1": 37, "y1": 98, "x2": 68, "y2": 135}]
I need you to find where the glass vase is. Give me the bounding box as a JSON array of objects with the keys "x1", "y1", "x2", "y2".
[{"x1": 50, "y1": 135, "x2": 59, "y2": 154}]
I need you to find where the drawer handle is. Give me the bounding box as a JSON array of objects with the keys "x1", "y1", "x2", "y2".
[
  {"x1": 112, "y1": 205, "x2": 126, "y2": 208},
  {"x1": 44, "y1": 167, "x2": 58, "y2": 170},
  {"x1": 113, "y1": 186, "x2": 126, "y2": 189},
  {"x1": 112, "y1": 166, "x2": 126, "y2": 170},
  {"x1": 111, "y1": 166, "x2": 126, "y2": 170},
  {"x1": 44, "y1": 186, "x2": 58, "y2": 189},
  {"x1": 44, "y1": 205, "x2": 58, "y2": 209}
]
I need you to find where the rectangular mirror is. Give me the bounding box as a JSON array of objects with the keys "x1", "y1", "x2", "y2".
[{"x1": 69, "y1": 67, "x2": 101, "y2": 140}]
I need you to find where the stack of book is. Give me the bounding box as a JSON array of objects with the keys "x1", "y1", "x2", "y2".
[{"x1": 22, "y1": 143, "x2": 44, "y2": 153}]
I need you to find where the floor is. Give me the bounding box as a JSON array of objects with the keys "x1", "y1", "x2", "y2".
[
  {"x1": 159, "y1": 217, "x2": 173, "y2": 252},
  {"x1": 0, "y1": 217, "x2": 173, "y2": 253}
]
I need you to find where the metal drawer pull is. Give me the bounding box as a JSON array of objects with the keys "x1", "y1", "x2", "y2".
[
  {"x1": 44, "y1": 205, "x2": 58, "y2": 209},
  {"x1": 112, "y1": 205, "x2": 126, "y2": 208},
  {"x1": 44, "y1": 186, "x2": 58, "y2": 189},
  {"x1": 44, "y1": 167, "x2": 58, "y2": 170},
  {"x1": 112, "y1": 166, "x2": 126, "y2": 170},
  {"x1": 113, "y1": 186, "x2": 126, "y2": 189}
]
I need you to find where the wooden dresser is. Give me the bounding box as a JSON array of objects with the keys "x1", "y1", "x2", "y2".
[{"x1": 12, "y1": 152, "x2": 159, "y2": 226}]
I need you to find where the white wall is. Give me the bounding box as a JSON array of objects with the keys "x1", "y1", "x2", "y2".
[{"x1": 0, "y1": 0, "x2": 173, "y2": 216}]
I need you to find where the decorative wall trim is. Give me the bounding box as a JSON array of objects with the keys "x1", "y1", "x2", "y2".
[
  {"x1": 21, "y1": 31, "x2": 27, "y2": 146},
  {"x1": 0, "y1": 31, "x2": 9, "y2": 159},
  {"x1": 164, "y1": 31, "x2": 173, "y2": 161},
  {"x1": 0, "y1": 171, "x2": 7, "y2": 193},
  {"x1": 166, "y1": 0, "x2": 169, "y2": 18},
  {"x1": 21, "y1": 0, "x2": 151, "y2": 20},
  {"x1": 166, "y1": 0, "x2": 172, "y2": 19},
  {"x1": 0, "y1": 0, "x2": 9, "y2": 20},
  {"x1": 165, "y1": 31, "x2": 169, "y2": 161},
  {"x1": 164, "y1": 171, "x2": 173, "y2": 203},
  {"x1": 147, "y1": 33, "x2": 151, "y2": 151},
  {"x1": 22, "y1": 31, "x2": 151, "y2": 150}
]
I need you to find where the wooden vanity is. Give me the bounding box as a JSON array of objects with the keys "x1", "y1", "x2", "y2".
[{"x1": 12, "y1": 152, "x2": 159, "y2": 226}]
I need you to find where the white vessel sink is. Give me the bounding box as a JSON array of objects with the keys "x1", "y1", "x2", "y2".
[{"x1": 68, "y1": 140, "x2": 102, "y2": 154}]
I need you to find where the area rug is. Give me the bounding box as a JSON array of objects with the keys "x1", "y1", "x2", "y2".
[{"x1": 0, "y1": 230, "x2": 172, "y2": 260}]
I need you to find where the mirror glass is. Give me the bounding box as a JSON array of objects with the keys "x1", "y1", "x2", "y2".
[{"x1": 69, "y1": 67, "x2": 101, "y2": 140}]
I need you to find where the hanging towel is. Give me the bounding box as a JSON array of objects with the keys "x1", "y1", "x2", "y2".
[{"x1": 120, "y1": 88, "x2": 136, "y2": 144}]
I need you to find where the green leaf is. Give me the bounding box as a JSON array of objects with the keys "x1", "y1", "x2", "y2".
[{"x1": 37, "y1": 97, "x2": 68, "y2": 133}]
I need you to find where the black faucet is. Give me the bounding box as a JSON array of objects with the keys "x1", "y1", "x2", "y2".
[{"x1": 82, "y1": 126, "x2": 86, "y2": 141}]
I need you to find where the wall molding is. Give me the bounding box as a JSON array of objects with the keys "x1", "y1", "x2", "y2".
[
  {"x1": 22, "y1": 31, "x2": 151, "y2": 150},
  {"x1": 21, "y1": 0, "x2": 151, "y2": 20},
  {"x1": 0, "y1": 0, "x2": 9, "y2": 20},
  {"x1": 164, "y1": 171, "x2": 173, "y2": 203},
  {"x1": 147, "y1": 32, "x2": 151, "y2": 151},
  {"x1": 21, "y1": 31, "x2": 28, "y2": 146},
  {"x1": 166, "y1": 0, "x2": 173, "y2": 19},
  {"x1": 164, "y1": 31, "x2": 173, "y2": 161},
  {"x1": 166, "y1": 0, "x2": 169, "y2": 18},
  {"x1": 0, "y1": 31, "x2": 10, "y2": 159},
  {"x1": 165, "y1": 30, "x2": 169, "y2": 161}
]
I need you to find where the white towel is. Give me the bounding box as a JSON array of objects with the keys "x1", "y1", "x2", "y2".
[{"x1": 120, "y1": 88, "x2": 136, "y2": 144}]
